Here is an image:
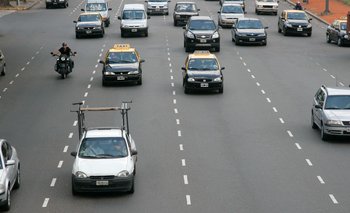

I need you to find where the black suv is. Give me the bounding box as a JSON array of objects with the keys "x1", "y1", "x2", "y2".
[
  {"x1": 46, "y1": 0, "x2": 68, "y2": 8},
  {"x1": 183, "y1": 16, "x2": 220, "y2": 52}
]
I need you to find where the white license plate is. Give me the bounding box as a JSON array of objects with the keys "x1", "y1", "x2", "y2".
[
  {"x1": 117, "y1": 76, "x2": 125, "y2": 80},
  {"x1": 200, "y1": 39, "x2": 207, "y2": 43},
  {"x1": 131, "y1": 29, "x2": 137, "y2": 32},
  {"x1": 297, "y1": 27, "x2": 303, "y2": 31},
  {"x1": 96, "y1": 181, "x2": 109, "y2": 186},
  {"x1": 86, "y1": 30, "x2": 92, "y2": 34},
  {"x1": 155, "y1": 8, "x2": 160, "y2": 11},
  {"x1": 200, "y1": 83, "x2": 209, "y2": 88},
  {"x1": 249, "y1": 38, "x2": 256, "y2": 41}
]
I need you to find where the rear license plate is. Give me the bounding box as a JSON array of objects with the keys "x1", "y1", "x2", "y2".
[
  {"x1": 200, "y1": 83, "x2": 209, "y2": 88},
  {"x1": 86, "y1": 30, "x2": 92, "y2": 34},
  {"x1": 96, "y1": 181, "x2": 109, "y2": 186},
  {"x1": 200, "y1": 39, "x2": 207, "y2": 43},
  {"x1": 249, "y1": 38, "x2": 256, "y2": 41},
  {"x1": 131, "y1": 29, "x2": 137, "y2": 32},
  {"x1": 297, "y1": 27, "x2": 303, "y2": 31},
  {"x1": 117, "y1": 76, "x2": 125, "y2": 80}
]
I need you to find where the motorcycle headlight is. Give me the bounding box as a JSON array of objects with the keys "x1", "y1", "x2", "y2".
[
  {"x1": 117, "y1": 170, "x2": 130, "y2": 177},
  {"x1": 212, "y1": 31, "x2": 219, "y2": 39},
  {"x1": 0, "y1": 184, "x2": 5, "y2": 195},
  {"x1": 187, "y1": 77, "x2": 195, "y2": 82},
  {"x1": 104, "y1": 71, "x2": 115, "y2": 75},
  {"x1": 186, "y1": 31, "x2": 195, "y2": 39},
  {"x1": 60, "y1": 57, "x2": 66, "y2": 61},
  {"x1": 213, "y1": 77, "x2": 222, "y2": 82},
  {"x1": 128, "y1": 70, "x2": 139, "y2": 74},
  {"x1": 325, "y1": 120, "x2": 343, "y2": 126},
  {"x1": 75, "y1": 171, "x2": 88, "y2": 178}
]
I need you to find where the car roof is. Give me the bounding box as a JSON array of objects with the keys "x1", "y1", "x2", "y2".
[
  {"x1": 237, "y1": 17, "x2": 261, "y2": 21},
  {"x1": 189, "y1": 50, "x2": 217, "y2": 59},
  {"x1": 222, "y1": 3, "x2": 243, "y2": 6},
  {"x1": 190, "y1": 16, "x2": 213, "y2": 20},
  {"x1": 86, "y1": 0, "x2": 107, "y2": 3},
  {"x1": 85, "y1": 128, "x2": 123, "y2": 138},
  {"x1": 79, "y1": 12, "x2": 101, "y2": 15},
  {"x1": 123, "y1": 4, "x2": 145, "y2": 10},
  {"x1": 324, "y1": 86, "x2": 350, "y2": 96},
  {"x1": 108, "y1": 44, "x2": 136, "y2": 53},
  {"x1": 176, "y1": 1, "x2": 196, "y2": 4},
  {"x1": 285, "y1": 9, "x2": 306, "y2": 13}
]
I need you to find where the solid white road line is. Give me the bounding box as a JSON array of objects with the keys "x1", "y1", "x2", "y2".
[
  {"x1": 186, "y1": 195, "x2": 191, "y2": 205},
  {"x1": 58, "y1": 161, "x2": 63, "y2": 168},
  {"x1": 68, "y1": 133, "x2": 73, "y2": 138},
  {"x1": 183, "y1": 175, "x2": 188, "y2": 184},
  {"x1": 182, "y1": 159, "x2": 186, "y2": 166},
  {"x1": 317, "y1": 176, "x2": 325, "y2": 184},
  {"x1": 179, "y1": 144, "x2": 184, "y2": 151},
  {"x1": 306, "y1": 159, "x2": 313, "y2": 166},
  {"x1": 287, "y1": 130, "x2": 294, "y2": 137},
  {"x1": 329, "y1": 194, "x2": 339, "y2": 204},
  {"x1": 42, "y1": 198, "x2": 50, "y2": 208},
  {"x1": 50, "y1": 178, "x2": 57, "y2": 187},
  {"x1": 295, "y1": 143, "x2": 302, "y2": 150},
  {"x1": 63, "y1": 146, "x2": 69, "y2": 153}
]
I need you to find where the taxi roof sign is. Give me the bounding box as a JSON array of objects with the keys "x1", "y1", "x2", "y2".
[
  {"x1": 193, "y1": 50, "x2": 211, "y2": 55},
  {"x1": 113, "y1": 44, "x2": 131, "y2": 49}
]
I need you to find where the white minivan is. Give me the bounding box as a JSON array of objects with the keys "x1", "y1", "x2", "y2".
[
  {"x1": 82, "y1": 0, "x2": 112, "y2": 27},
  {"x1": 118, "y1": 4, "x2": 150, "y2": 37}
]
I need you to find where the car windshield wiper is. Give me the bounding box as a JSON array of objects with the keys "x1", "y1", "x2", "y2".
[
  {"x1": 96, "y1": 154, "x2": 115, "y2": 158},
  {"x1": 81, "y1": 155, "x2": 99, "y2": 158}
]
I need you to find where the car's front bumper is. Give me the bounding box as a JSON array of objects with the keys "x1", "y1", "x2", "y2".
[
  {"x1": 72, "y1": 175, "x2": 134, "y2": 193},
  {"x1": 76, "y1": 28, "x2": 103, "y2": 36},
  {"x1": 121, "y1": 27, "x2": 148, "y2": 35},
  {"x1": 285, "y1": 26, "x2": 312, "y2": 35},
  {"x1": 103, "y1": 73, "x2": 141, "y2": 84},
  {"x1": 235, "y1": 35, "x2": 267, "y2": 44},
  {"x1": 324, "y1": 125, "x2": 350, "y2": 136},
  {"x1": 185, "y1": 37, "x2": 220, "y2": 49},
  {"x1": 185, "y1": 81, "x2": 223, "y2": 91}
]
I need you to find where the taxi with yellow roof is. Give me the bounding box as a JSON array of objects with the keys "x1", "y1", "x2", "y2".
[
  {"x1": 278, "y1": 9, "x2": 312, "y2": 36},
  {"x1": 326, "y1": 17, "x2": 350, "y2": 46},
  {"x1": 99, "y1": 44, "x2": 145, "y2": 86},
  {"x1": 182, "y1": 51, "x2": 224, "y2": 94}
]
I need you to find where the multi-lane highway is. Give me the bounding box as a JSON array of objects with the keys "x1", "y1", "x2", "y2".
[{"x1": 1, "y1": 0, "x2": 350, "y2": 212}]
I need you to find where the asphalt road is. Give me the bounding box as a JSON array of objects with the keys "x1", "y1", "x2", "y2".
[{"x1": 1, "y1": 0, "x2": 350, "y2": 212}]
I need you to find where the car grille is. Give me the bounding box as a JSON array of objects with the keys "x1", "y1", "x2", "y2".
[
  {"x1": 180, "y1": 15, "x2": 191, "y2": 18},
  {"x1": 90, "y1": 175, "x2": 115, "y2": 180},
  {"x1": 128, "y1": 26, "x2": 140, "y2": 28},
  {"x1": 195, "y1": 78, "x2": 213, "y2": 83},
  {"x1": 152, "y1": 6, "x2": 164, "y2": 8},
  {"x1": 195, "y1": 34, "x2": 211, "y2": 39},
  {"x1": 83, "y1": 27, "x2": 94, "y2": 30},
  {"x1": 291, "y1": 24, "x2": 308, "y2": 28},
  {"x1": 263, "y1": 5, "x2": 273, "y2": 8},
  {"x1": 342, "y1": 121, "x2": 350, "y2": 126}
]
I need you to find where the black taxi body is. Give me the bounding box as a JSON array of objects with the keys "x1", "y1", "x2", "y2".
[
  {"x1": 326, "y1": 18, "x2": 350, "y2": 46},
  {"x1": 278, "y1": 10, "x2": 312, "y2": 36},
  {"x1": 182, "y1": 51, "x2": 224, "y2": 94},
  {"x1": 99, "y1": 44, "x2": 145, "y2": 86}
]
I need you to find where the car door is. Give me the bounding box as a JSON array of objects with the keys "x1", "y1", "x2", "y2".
[
  {"x1": 0, "y1": 50, "x2": 4, "y2": 71},
  {"x1": 1, "y1": 142, "x2": 15, "y2": 185},
  {"x1": 314, "y1": 89, "x2": 325, "y2": 126},
  {"x1": 278, "y1": 11, "x2": 284, "y2": 30},
  {"x1": 328, "y1": 21, "x2": 337, "y2": 41},
  {"x1": 182, "y1": 56, "x2": 189, "y2": 82}
]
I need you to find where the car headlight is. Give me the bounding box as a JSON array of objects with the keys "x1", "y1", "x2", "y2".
[
  {"x1": 76, "y1": 27, "x2": 81, "y2": 30},
  {"x1": 175, "y1": 14, "x2": 180, "y2": 18},
  {"x1": 212, "y1": 31, "x2": 219, "y2": 39},
  {"x1": 187, "y1": 77, "x2": 195, "y2": 82},
  {"x1": 307, "y1": 23, "x2": 312, "y2": 28},
  {"x1": 121, "y1": 24, "x2": 129, "y2": 28},
  {"x1": 94, "y1": 26, "x2": 102, "y2": 29},
  {"x1": 128, "y1": 70, "x2": 139, "y2": 74},
  {"x1": 257, "y1": 33, "x2": 266, "y2": 37},
  {"x1": 59, "y1": 0, "x2": 64, "y2": 2},
  {"x1": 104, "y1": 71, "x2": 115, "y2": 75},
  {"x1": 273, "y1": 5, "x2": 278, "y2": 8},
  {"x1": 46, "y1": 0, "x2": 51, "y2": 2},
  {"x1": 325, "y1": 120, "x2": 343, "y2": 126},
  {"x1": 344, "y1": 34, "x2": 349, "y2": 39},
  {"x1": 75, "y1": 171, "x2": 88, "y2": 178},
  {"x1": 117, "y1": 170, "x2": 130, "y2": 177},
  {"x1": 186, "y1": 31, "x2": 195, "y2": 39},
  {"x1": 0, "y1": 184, "x2": 5, "y2": 195},
  {"x1": 285, "y1": 22, "x2": 292, "y2": 28},
  {"x1": 258, "y1": 5, "x2": 263, "y2": 8},
  {"x1": 60, "y1": 57, "x2": 66, "y2": 61},
  {"x1": 213, "y1": 77, "x2": 222, "y2": 82}
]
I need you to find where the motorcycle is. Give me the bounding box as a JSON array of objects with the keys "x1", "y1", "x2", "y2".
[{"x1": 51, "y1": 51, "x2": 76, "y2": 79}]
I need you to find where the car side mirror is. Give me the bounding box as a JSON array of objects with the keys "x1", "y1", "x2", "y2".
[
  {"x1": 181, "y1": 67, "x2": 186, "y2": 71},
  {"x1": 70, "y1": 151, "x2": 77, "y2": 157},
  {"x1": 131, "y1": 150, "x2": 138, "y2": 155},
  {"x1": 221, "y1": 67, "x2": 225, "y2": 70},
  {"x1": 218, "y1": 11, "x2": 220, "y2": 13},
  {"x1": 6, "y1": 160, "x2": 15, "y2": 167},
  {"x1": 81, "y1": 8, "x2": 84, "y2": 11},
  {"x1": 197, "y1": 9, "x2": 200, "y2": 11},
  {"x1": 108, "y1": 8, "x2": 112, "y2": 10},
  {"x1": 264, "y1": 26, "x2": 269, "y2": 29},
  {"x1": 315, "y1": 104, "x2": 322, "y2": 109},
  {"x1": 148, "y1": 16, "x2": 151, "y2": 19},
  {"x1": 73, "y1": 20, "x2": 77, "y2": 23},
  {"x1": 309, "y1": 18, "x2": 312, "y2": 21},
  {"x1": 244, "y1": 11, "x2": 247, "y2": 14},
  {"x1": 118, "y1": 16, "x2": 121, "y2": 20},
  {"x1": 99, "y1": 60, "x2": 105, "y2": 64},
  {"x1": 182, "y1": 26, "x2": 186, "y2": 29},
  {"x1": 140, "y1": 59, "x2": 145, "y2": 63}
]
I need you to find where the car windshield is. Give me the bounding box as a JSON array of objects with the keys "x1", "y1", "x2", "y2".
[
  {"x1": 287, "y1": 12, "x2": 307, "y2": 20},
  {"x1": 149, "y1": 0, "x2": 167, "y2": 2},
  {"x1": 107, "y1": 51, "x2": 138, "y2": 63},
  {"x1": 325, "y1": 95, "x2": 350, "y2": 109},
  {"x1": 237, "y1": 20, "x2": 263, "y2": 29},
  {"x1": 188, "y1": 58, "x2": 219, "y2": 71},
  {"x1": 340, "y1": 23, "x2": 347, "y2": 30},
  {"x1": 85, "y1": 3, "x2": 107, "y2": 11},
  {"x1": 176, "y1": 3, "x2": 196, "y2": 12},
  {"x1": 222, "y1": 5, "x2": 243, "y2": 13},
  {"x1": 79, "y1": 137, "x2": 128, "y2": 158},
  {"x1": 189, "y1": 20, "x2": 216, "y2": 30},
  {"x1": 78, "y1": 14, "x2": 100, "y2": 22},
  {"x1": 122, "y1": 10, "x2": 145, "y2": 19}
]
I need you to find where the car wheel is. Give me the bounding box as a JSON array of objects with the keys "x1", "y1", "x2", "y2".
[
  {"x1": 1, "y1": 66, "x2": 5, "y2": 76},
  {"x1": 144, "y1": 30, "x2": 148, "y2": 37},
  {"x1": 14, "y1": 167, "x2": 20, "y2": 189},
  {"x1": 262, "y1": 41, "x2": 267, "y2": 46},
  {"x1": 218, "y1": 87, "x2": 223, "y2": 94},
  {"x1": 61, "y1": 73, "x2": 66, "y2": 79},
  {"x1": 121, "y1": 31, "x2": 125, "y2": 38},
  {"x1": 46, "y1": 4, "x2": 50, "y2": 9},
  {"x1": 278, "y1": 25, "x2": 281, "y2": 33},
  {"x1": 185, "y1": 46, "x2": 191, "y2": 52},
  {"x1": 255, "y1": 9, "x2": 259, "y2": 15},
  {"x1": 184, "y1": 87, "x2": 190, "y2": 94},
  {"x1": 1, "y1": 187, "x2": 10, "y2": 211},
  {"x1": 337, "y1": 37, "x2": 343, "y2": 47},
  {"x1": 102, "y1": 79, "x2": 108, "y2": 86},
  {"x1": 311, "y1": 113, "x2": 318, "y2": 129},
  {"x1": 174, "y1": 20, "x2": 177, "y2": 26},
  {"x1": 216, "y1": 46, "x2": 220, "y2": 52},
  {"x1": 235, "y1": 36, "x2": 240, "y2": 45},
  {"x1": 129, "y1": 178, "x2": 135, "y2": 194},
  {"x1": 326, "y1": 34, "x2": 331, "y2": 43},
  {"x1": 72, "y1": 183, "x2": 78, "y2": 196},
  {"x1": 137, "y1": 77, "x2": 142, "y2": 85},
  {"x1": 307, "y1": 32, "x2": 312, "y2": 37},
  {"x1": 274, "y1": 12, "x2": 278, "y2": 16},
  {"x1": 321, "y1": 123, "x2": 329, "y2": 141},
  {"x1": 283, "y1": 27, "x2": 288, "y2": 36},
  {"x1": 75, "y1": 34, "x2": 80, "y2": 39}
]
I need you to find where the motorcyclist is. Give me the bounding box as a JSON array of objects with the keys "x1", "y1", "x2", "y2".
[
  {"x1": 58, "y1": 42, "x2": 75, "y2": 70},
  {"x1": 294, "y1": 1, "x2": 303, "y2": 10}
]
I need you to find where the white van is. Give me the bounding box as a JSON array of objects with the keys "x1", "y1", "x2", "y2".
[
  {"x1": 82, "y1": 0, "x2": 112, "y2": 27},
  {"x1": 118, "y1": 4, "x2": 150, "y2": 37}
]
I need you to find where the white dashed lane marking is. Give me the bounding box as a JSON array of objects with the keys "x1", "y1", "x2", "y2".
[
  {"x1": 183, "y1": 175, "x2": 188, "y2": 184},
  {"x1": 173, "y1": 99, "x2": 177, "y2": 104},
  {"x1": 266, "y1": 98, "x2": 271, "y2": 103},
  {"x1": 179, "y1": 144, "x2": 184, "y2": 151},
  {"x1": 279, "y1": 118, "x2": 285, "y2": 124},
  {"x1": 21, "y1": 67, "x2": 25, "y2": 71},
  {"x1": 174, "y1": 108, "x2": 178, "y2": 114},
  {"x1": 50, "y1": 178, "x2": 57, "y2": 187},
  {"x1": 295, "y1": 143, "x2": 302, "y2": 150},
  {"x1": 306, "y1": 159, "x2": 313, "y2": 166},
  {"x1": 329, "y1": 194, "x2": 339, "y2": 204},
  {"x1": 63, "y1": 146, "x2": 69, "y2": 153},
  {"x1": 287, "y1": 130, "x2": 294, "y2": 138},
  {"x1": 182, "y1": 159, "x2": 186, "y2": 166},
  {"x1": 261, "y1": 90, "x2": 265, "y2": 94},
  {"x1": 178, "y1": 130, "x2": 182, "y2": 137},
  {"x1": 323, "y1": 68, "x2": 327, "y2": 72},
  {"x1": 84, "y1": 92, "x2": 88, "y2": 97},
  {"x1": 15, "y1": 74, "x2": 19, "y2": 78},
  {"x1": 339, "y1": 82, "x2": 344, "y2": 86},
  {"x1": 247, "y1": 69, "x2": 251, "y2": 73},
  {"x1": 273, "y1": 107, "x2": 278, "y2": 112},
  {"x1": 173, "y1": 91, "x2": 176, "y2": 95},
  {"x1": 317, "y1": 176, "x2": 325, "y2": 184},
  {"x1": 251, "y1": 75, "x2": 255, "y2": 79},
  {"x1": 186, "y1": 195, "x2": 191, "y2": 205},
  {"x1": 42, "y1": 198, "x2": 50, "y2": 208},
  {"x1": 256, "y1": 82, "x2": 260, "y2": 86},
  {"x1": 73, "y1": 120, "x2": 78, "y2": 126},
  {"x1": 9, "y1": 81, "x2": 14, "y2": 85},
  {"x1": 176, "y1": 119, "x2": 180, "y2": 125},
  {"x1": 330, "y1": 75, "x2": 335, "y2": 79},
  {"x1": 68, "y1": 133, "x2": 73, "y2": 138},
  {"x1": 57, "y1": 161, "x2": 63, "y2": 168},
  {"x1": 3, "y1": 88, "x2": 7, "y2": 92}
]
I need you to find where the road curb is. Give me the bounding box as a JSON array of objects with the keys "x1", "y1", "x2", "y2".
[{"x1": 286, "y1": 0, "x2": 330, "y2": 25}]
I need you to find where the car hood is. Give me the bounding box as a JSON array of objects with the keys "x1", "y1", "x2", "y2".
[
  {"x1": 76, "y1": 157, "x2": 130, "y2": 176},
  {"x1": 76, "y1": 21, "x2": 102, "y2": 27},
  {"x1": 106, "y1": 63, "x2": 138, "y2": 71},
  {"x1": 99, "y1": 11, "x2": 108, "y2": 18},
  {"x1": 256, "y1": 1, "x2": 278, "y2": 6},
  {"x1": 220, "y1": 13, "x2": 244, "y2": 19},
  {"x1": 324, "y1": 110, "x2": 350, "y2": 121},
  {"x1": 148, "y1": 2, "x2": 168, "y2": 6},
  {"x1": 121, "y1": 19, "x2": 147, "y2": 26},
  {"x1": 190, "y1": 30, "x2": 216, "y2": 35},
  {"x1": 175, "y1": 11, "x2": 198, "y2": 15},
  {"x1": 188, "y1": 70, "x2": 221, "y2": 77},
  {"x1": 236, "y1": 28, "x2": 265, "y2": 34},
  {"x1": 286, "y1": 19, "x2": 309, "y2": 25}
]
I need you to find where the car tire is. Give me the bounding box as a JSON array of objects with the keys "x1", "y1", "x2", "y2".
[
  {"x1": 1, "y1": 66, "x2": 5, "y2": 76},
  {"x1": 326, "y1": 34, "x2": 331, "y2": 43},
  {"x1": 185, "y1": 46, "x2": 192, "y2": 52},
  {"x1": 311, "y1": 113, "x2": 318, "y2": 129},
  {"x1": 46, "y1": 4, "x2": 50, "y2": 9},
  {"x1": 184, "y1": 87, "x2": 190, "y2": 94},
  {"x1": 321, "y1": 123, "x2": 329, "y2": 141},
  {"x1": 144, "y1": 30, "x2": 148, "y2": 37},
  {"x1": 283, "y1": 27, "x2": 288, "y2": 36},
  {"x1": 0, "y1": 187, "x2": 10, "y2": 211},
  {"x1": 274, "y1": 12, "x2": 278, "y2": 16},
  {"x1": 307, "y1": 32, "x2": 312, "y2": 37},
  {"x1": 255, "y1": 9, "x2": 259, "y2": 15},
  {"x1": 137, "y1": 78, "x2": 142, "y2": 85},
  {"x1": 61, "y1": 73, "x2": 66, "y2": 79},
  {"x1": 337, "y1": 37, "x2": 343, "y2": 47},
  {"x1": 14, "y1": 167, "x2": 20, "y2": 189},
  {"x1": 278, "y1": 26, "x2": 281, "y2": 33},
  {"x1": 75, "y1": 34, "x2": 80, "y2": 39},
  {"x1": 262, "y1": 41, "x2": 267, "y2": 46},
  {"x1": 121, "y1": 31, "x2": 125, "y2": 38},
  {"x1": 216, "y1": 46, "x2": 220, "y2": 52},
  {"x1": 174, "y1": 20, "x2": 177, "y2": 26},
  {"x1": 102, "y1": 79, "x2": 108, "y2": 86},
  {"x1": 231, "y1": 37, "x2": 235, "y2": 42},
  {"x1": 129, "y1": 178, "x2": 135, "y2": 194},
  {"x1": 72, "y1": 183, "x2": 78, "y2": 196},
  {"x1": 218, "y1": 87, "x2": 223, "y2": 94},
  {"x1": 235, "y1": 37, "x2": 240, "y2": 45}
]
